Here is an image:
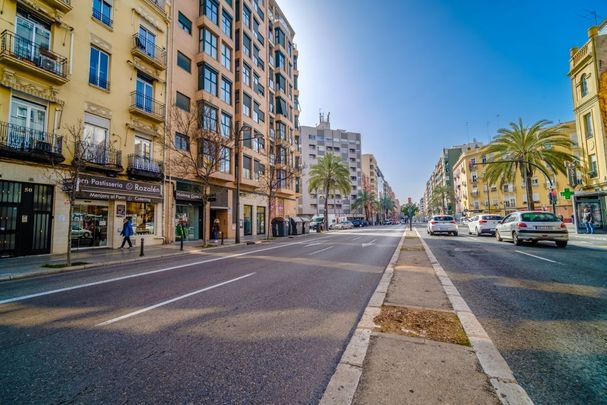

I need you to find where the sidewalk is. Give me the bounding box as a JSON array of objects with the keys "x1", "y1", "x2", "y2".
[
  {"x1": 566, "y1": 223, "x2": 607, "y2": 241},
  {"x1": 322, "y1": 231, "x2": 530, "y2": 405},
  {"x1": 0, "y1": 234, "x2": 272, "y2": 282}
]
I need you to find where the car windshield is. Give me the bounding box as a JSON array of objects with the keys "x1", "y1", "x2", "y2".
[
  {"x1": 520, "y1": 212, "x2": 559, "y2": 222},
  {"x1": 482, "y1": 215, "x2": 502, "y2": 220},
  {"x1": 434, "y1": 216, "x2": 454, "y2": 221}
]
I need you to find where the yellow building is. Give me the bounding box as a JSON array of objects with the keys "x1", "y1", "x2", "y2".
[
  {"x1": 0, "y1": 0, "x2": 170, "y2": 257},
  {"x1": 568, "y1": 21, "x2": 607, "y2": 232},
  {"x1": 165, "y1": 0, "x2": 300, "y2": 242},
  {"x1": 453, "y1": 122, "x2": 577, "y2": 220}
]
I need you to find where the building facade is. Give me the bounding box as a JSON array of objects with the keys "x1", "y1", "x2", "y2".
[
  {"x1": 165, "y1": 0, "x2": 301, "y2": 242},
  {"x1": 0, "y1": 0, "x2": 170, "y2": 257},
  {"x1": 569, "y1": 21, "x2": 607, "y2": 232},
  {"x1": 299, "y1": 113, "x2": 362, "y2": 220}
]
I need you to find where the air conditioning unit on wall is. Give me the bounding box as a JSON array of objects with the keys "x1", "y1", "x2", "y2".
[{"x1": 40, "y1": 55, "x2": 57, "y2": 73}]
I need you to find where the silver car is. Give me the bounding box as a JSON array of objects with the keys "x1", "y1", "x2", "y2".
[
  {"x1": 495, "y1": 211, "x2": 568, "y2": 248},
  {"x1": 427, "y1": 215, "x2": 458, "y2": 236},
  {"x1": 467, "y1": 214, "x2": 503, "y2": 236}
]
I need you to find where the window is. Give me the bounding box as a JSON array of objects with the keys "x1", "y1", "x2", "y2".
[
  {"x1": 581, "y1": 74, "x2": 588, "y2": 97},
  {"x1": 127, "y1": 202, "x2": 155, "y2": 234},
  {"x1": 175, "y1": 132, "x2": 189, "y2": 150},
  {"x1": 253, "y1": 45, "x2": 264, "y2": 70},
  {"x1": 201, "y1": 28, "x2": 217, "y2": 59},
  {"x1": 256, "y1": 206, "x2": 265, "y2": 235},
  {"x1": 82, "y1": 114, "x2": 109, "y2": 163},
  {"x1": 221, "y1": 43, "x2": 231, "y2": 70},
  {"x1": 243, "y1": 93, "x2": 252, "y2": 117},
  {"x1": 589, "y1": 154, "x2": 598, "y2": 177},
  {"x1": 178, "y1": 12, "x2": 192, "y2": 35},
  {"x1": 221, "y1": 77, "x2": 232, "y2": 105},
  {"x1": 275, "y1": 73, "x2": 286, "y2": 92},
  {"x1": 134, "y1": 136, "x2": 152, "y2": 159},
  {"x1": 583, "y1": 113, "x2": 593, "y2": 138},
  {"x1": 137, "y1": 26, "x2": 156, "y2": 58},
  {"x1": 220, "y1": 146, "x2": 231, "y2": 173},
  {"x1": 254, "y1": 73, "x2": 264, "y2": 95},
  {"x1": 221, "y1": 10, "x2": 232, "y2": 38},
  {"x1": 253, "y1": 18, "x2": 263, "y2": 44},
  {"x1": 202, "y1": 103, "x2": 218, "y2": 132},
  {"x1": 9, "y1": 97, "x2": 47, "y2": 137},
  {"x1": 221, "y1": 112, "x2": 232, "y2": 137},
  {"x1": 243, "y1": 63, "x2": 251, "y2": 86},
  {"x1": 203, "y1": 0, "x2": 218, "y2": 24},
  {"x1": 275, "y1": 50, "x2": 285, "y2": 69},
  {"x1": 243, "y1": 33, "x2": 251, "y2": 57},
  {"x1": 243, "y1": 155, "x2": 252, "y2": 179},
  {"x1": 275, "y1": 27, "x2": 285, "y2": 47},
  {"x1": 253, "y1": 102, "x2": 264, "y2": 123},
  {"x1": 93, "y1": 0, "x2": 112, "y2": 27},
  {"x1": 89, "y1": 47, "x2": 110, "y2": 89},
  {"x1": 177, "y1": 51, "x2": 191, "y2": 73},
  {"x1": 135, "y1": 74, "x2": 154, "y2": 112},
  {"x1": 176, "y1": 91, "x2": 191, "y2": 111},
  {"x1": 275, "y1": 97, "x2": 287, "y2": 116},
  {"x1": 201, "y1": 64, "x2": 218, "y2": 95},
  {"x1": 243, "y1": 5, "x2": 251, "y2": 28},
  {"x1": 253, "y1": 133, "x2": 265, "y2": 153}
]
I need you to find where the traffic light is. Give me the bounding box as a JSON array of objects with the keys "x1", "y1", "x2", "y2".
[{"x1": 548, "y1": 190, "x2": 557, "y2": 205}]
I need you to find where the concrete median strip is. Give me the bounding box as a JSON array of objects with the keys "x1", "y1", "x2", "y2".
[
  {"x1": 319, "y1": 229, "x2": 406, "y2": 405},
  {"x1": 414, "y1": 228, "x2": 534, "y2": 405}
]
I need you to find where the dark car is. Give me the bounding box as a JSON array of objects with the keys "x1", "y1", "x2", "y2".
[{"x1": 351, "y1": 219, "x2": 363, "y2": 227}]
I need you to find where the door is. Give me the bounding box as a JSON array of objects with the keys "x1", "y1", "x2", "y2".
[
  {"x1": 138, "y1": 26, "x2": 156, "y2": 58},
  {"x1": 15, "y1": 15, "x2": 50, "y2": 62},
  {"x1": 9, "y1": 97, "x2": 47, "y2": 148},
  {"x1": 136, "y1": 75, "x2": 154, "y2": 112}
]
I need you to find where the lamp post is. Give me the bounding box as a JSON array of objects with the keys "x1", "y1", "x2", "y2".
[{"x1": 234, "y1": 123, "x2": 258, "y2": 244}]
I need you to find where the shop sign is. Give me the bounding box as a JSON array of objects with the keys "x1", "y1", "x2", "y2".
[
  {"x1": 175, "y1": 190, "x2": 204, "y2": 201},
  {"x1": 73, "y1": 175, "x2": 163, "y2": 202}
]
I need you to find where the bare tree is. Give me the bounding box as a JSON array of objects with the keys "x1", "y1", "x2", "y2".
[
  {"x1": 45, "y1": 121, "x2": 105, "y2": 267},
  {"x1": 164, "y1": 102, "x2": 234, "y2": 246},
  {"x1": 256, "y1": 142, "x2": 302, "y2": 239}
]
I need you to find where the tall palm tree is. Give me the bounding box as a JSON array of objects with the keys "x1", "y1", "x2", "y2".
[
  {"x1": 483, "y1": 119, "x2": 577, "y2": 210},
  {"x1": 352, "y1": 190, "x2": 376, "y2": 221},
  {"x1": 378, "y1": 195, "x2": 395, "y2": 220},
  {"x1": 430, "y1": 185, "x2": 454, "y2": 214},
  {"x1": 308, "y1": 153, "x2": 352, "y2": 231}
]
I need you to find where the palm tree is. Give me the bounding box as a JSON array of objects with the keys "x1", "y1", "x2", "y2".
[
  {"x1": 430, "y1": 185, "x2": 454, "y2": 214},
  {"x1": 352, "y1": 190, "x2": 376, "y2": 221},
  {"x1": 378, "y1": 195, "x2": 395, "y2": 220},
  {"x1": 308, "y1": 153, "x2": 352, "y2": 231},
  {"x1": 483, "y1": 119, "x2": 577, "y2": 210}
]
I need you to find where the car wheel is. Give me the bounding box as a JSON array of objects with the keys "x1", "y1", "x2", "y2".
[
  {"x1": 556, "y1": 241, "x2": 567, "y2": 248},
  {"x1": 468, "y1": 228, "x2": 472, "y2": 235},
  {"x1": 454, "y1": 232, "x2": 459, "y2": 236},
  {"x1": 513, "y1": 232, "x2": 522, "y2": 246},
  {"x1": 429, "y1": 231, "x2": 434, "y2": 236},
  {"x1": 496, "y1": 230, "x2": 503, "y2": 242}
]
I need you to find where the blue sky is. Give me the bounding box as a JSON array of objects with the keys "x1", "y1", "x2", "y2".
[{"x1": 279, "y1": 0, "x2": 605, "y2": 202}]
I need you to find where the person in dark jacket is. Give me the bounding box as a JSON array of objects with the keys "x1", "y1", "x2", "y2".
[{"x1": 120, "y1": 217, "x2": 134, "y2": 248}]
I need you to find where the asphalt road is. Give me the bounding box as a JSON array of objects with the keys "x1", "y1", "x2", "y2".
[
  {"x1": 418, "y1": 224, "x2": 607, "y2": 405},
  {"x1": 0, "y1": 226, "x2": 404, "y2": 404}
]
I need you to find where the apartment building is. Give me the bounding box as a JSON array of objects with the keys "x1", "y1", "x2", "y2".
[
  {"x1": 452, "y1": 123, "x2": 577, "y2": 219},
  {"x1": 299, "y1": 113, "x2": 362, "y2": 219},
  {"x1": 0, "y1": 0, "x2": 170, "y2": 257},
  {"x1": 568, "y1": 20, "x2": 607, "y2": 232},
  {"x1": 361, "y1": 153, "x2": 378, "y2": 196},
  {"x1": 166, "y1": 0, "x2": 300, "y2": 241}
]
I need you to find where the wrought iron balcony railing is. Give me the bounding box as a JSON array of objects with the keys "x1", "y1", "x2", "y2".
[
  {"x1": 0, "y1": 121, "x2": 63, "y2": 161},
  {"x1": 77, "y1": 142, "x2": 122, "y2": 167},
  {"x1": 0, "y1": 30, "x2": 68, "y2": 79},
  {"x1": 132, "y1": 33, "x2": 167, "y2": 68},
  {"x1": 127, "y1": 154, "x2": 163, "y2": 175},
  {"x1": 130, "y1": 91, "x2": 165, "y2": 121}
]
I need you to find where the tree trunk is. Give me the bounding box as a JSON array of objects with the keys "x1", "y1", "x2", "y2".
[
  {"x1": 201, "y1": 186, "x2": 207, "y2": 247},
  {"x1": 66, "y1": 202, "x2": 73, "y2": 267},
  {"x1": 266, "y1": 192, "x2": 272, "y2": 240},
  {"x1": 324, "y1": 184, "x2": 329, "y2": 231},
  {"x1": 524, "y1": 167, "x2": 534, "y2": 210}
]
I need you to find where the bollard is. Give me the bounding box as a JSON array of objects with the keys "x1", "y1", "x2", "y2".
[
  {"x1": 140, "y1": 237, "x2": 144, "y2": 257},
  {"x1": 180, "y1": 235, "x2": 184, "y2": 251},
  {"x1": 221, "y1": 231, "x2": 224, "y2": 245}
]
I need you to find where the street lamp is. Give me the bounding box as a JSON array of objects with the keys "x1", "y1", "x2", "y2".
[{"x1": 234, "y1": 123, "x2": 260, "y2": 244}]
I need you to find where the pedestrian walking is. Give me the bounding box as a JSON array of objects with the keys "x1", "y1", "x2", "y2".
[
  {"x1": 120, "y1": 217, "x2": 134, "y2": 248},
  {"x1": 583, "y1": 207, "x2": 594, "y2": 234},
  {"x1": 212, "y1": 218, "x2": 220, "y2": 243}
]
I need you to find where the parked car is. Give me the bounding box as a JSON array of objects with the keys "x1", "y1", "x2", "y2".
[
  {"x1": 71, "y1": 224, "x2": 92, "y2": 239},
  {"x1": 341, "y1": 221, "x2": 354, "y2": 229},
  {"x1": 427, "y1": 215, "x2": 458, "y2": 236},
  {"x1": 495, "y1": 211, "x2": 568, "y2": 247},
  {"x1": 467, "y1": 214, "x2": 503, "y2": 236},
  {"x1": 351, "y1": 219, "x2": 363, "y2": 227}
]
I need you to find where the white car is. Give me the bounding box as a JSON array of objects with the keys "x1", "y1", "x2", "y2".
[
  {"x1": 427, "y1": 215, "x2": 458, "y2": 236},
  {"x1": 467, "y1": 214, "x2": 503, "y2": 236},
  {"x1": 495, "y1": 211, "x2": 568, "y2": 247}
]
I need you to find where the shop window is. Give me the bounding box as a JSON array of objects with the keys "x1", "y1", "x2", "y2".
[
  {"x1": 243, "y1": 204, "x2": 253, "y2": 236},
  {"x1": 127, "y1": 202, "x2": 155, "y2": 234},
  {"x1": 71, "y1": 203, "x2": 109, "y2": 249},
  {"x1": 256, "y1": 206, "x2": 265, "y2": 235}
]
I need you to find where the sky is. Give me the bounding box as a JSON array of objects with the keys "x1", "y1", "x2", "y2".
[{"x1": 278, "y1": 0, "x2": 606, "y2": 203}]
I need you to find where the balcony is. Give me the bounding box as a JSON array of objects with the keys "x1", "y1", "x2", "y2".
[
  {"x1": 76, "y1": 142, "x2": 122, "y2": 173},
  {"x1": 0, "y1": 121, "x2": 64, "y2": 163},
  {"x1": 127, "y1": 154, "x2": 163, "y2": 180},
  {"x1": 0, "y1": 30, "x2": 69, "y2": 84},
  {"x1": 129, "y1": 92, "x2": 165, "y2": 122},
  {"x1": 131, "y1": 33, "x2": 167, "y2": 70},
  {"x1": 143, "y1": 0, "x2": 166, "y2": 15},
  {"x1": 41, "y1": 0, "x2": 73, "y2": 13}
]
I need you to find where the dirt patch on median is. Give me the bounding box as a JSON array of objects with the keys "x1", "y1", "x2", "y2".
[{"x1": 374, "y1": 305, "x2": 470, "y2": 346}]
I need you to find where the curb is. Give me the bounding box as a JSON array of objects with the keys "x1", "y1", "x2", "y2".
[
  {"x1": 0, "y1": 236, "x2": 292, "y2": 282},
  {"x1": 414, "y1": 228, "x2": 533, "y2": 405},
  {"x1": 319, "y1": 229, "x2": 407, "y2": 405}
]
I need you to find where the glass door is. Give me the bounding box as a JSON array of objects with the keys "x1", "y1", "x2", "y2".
[
  {"x1": 136, "y1": 75, "x2": 154, "y2": 112},
  {"x1": 9, "y1": 97, "x2": 47, "y2": 149},
  {"x1": 138, "y1": 26, "x2": 156, "y2": 58},
  {"x1": 15, "y1": 15, "x2": 50, "y2": 62}
]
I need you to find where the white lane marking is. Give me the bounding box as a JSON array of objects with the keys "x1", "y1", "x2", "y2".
[
  {"x1": 0, "y1": 237, "x2": 332, "y2": 305},
  {"x1": 96, "y1": 273, "x2": 255, "y2": 327},
  {"x1": 515, "y1": 250, "x2": 560, "y2": 264},
  {"x1": 362, "y1": 239, "x2": 377, "y2": 248},
  {"x1": 351, "y1": 236, "x2": 362, "y2": 241},
  {"x1": 305, "y1": 242, "x2": 323, "y2": 247},
  {"x1": 308, "y1": 246, "x2": 334, "y2": 255}
]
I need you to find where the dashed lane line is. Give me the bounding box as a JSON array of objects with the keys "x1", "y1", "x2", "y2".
[{"x1": 515, "y1": 250, "x2": 561, "y2": 264}]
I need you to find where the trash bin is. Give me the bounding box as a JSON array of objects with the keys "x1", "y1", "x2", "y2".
[
  {"x1": 271, "y1": 217, "x2": 288, "y2": 237},
  {"x1": 289, "y1": 216, "x2": 303, "y2": 235},
  {"x1": 301, "y1": 218, "x2": 310, "y2": 234}
]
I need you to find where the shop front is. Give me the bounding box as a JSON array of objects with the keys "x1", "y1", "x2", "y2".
[
  {"x1": 210, "y1": 186, "x2": 230, "y2": 240},
  {"x1": 73, "y1": 174, "x2": 163, "y2": 249},
  {"x1": 573, "y1": 190, "x2": 606, "y2": 234},
  {"x1": 174, "y1": 181, "x2": 204, "y2": 241}
]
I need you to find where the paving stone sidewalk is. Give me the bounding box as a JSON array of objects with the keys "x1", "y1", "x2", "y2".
[{"x1": 352, "y1": 234, "x2": 500, "y2": 405}]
